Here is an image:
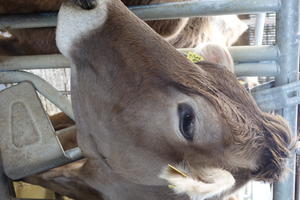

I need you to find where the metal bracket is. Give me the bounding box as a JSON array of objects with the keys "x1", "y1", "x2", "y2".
[
  {"x1": 0, "y1": 82, "x2": 82, "y2": 180},
  {"x1": 251, "y1": 80, "x2": 300, "y2": 112}
]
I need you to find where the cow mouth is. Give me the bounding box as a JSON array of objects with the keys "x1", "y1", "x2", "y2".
[{"x1": 159, "y1": 163, "x2": 235, "y2": 199}]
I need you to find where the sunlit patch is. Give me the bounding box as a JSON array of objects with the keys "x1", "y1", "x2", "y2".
[{"x1": 0, "y1": 31, "x2": 12, "y2": 38}]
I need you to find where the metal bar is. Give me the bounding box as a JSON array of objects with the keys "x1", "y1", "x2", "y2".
[
  {"x1": 297, "y1": 142, "x2": 300, "y2": 155},
  {"x1": 0, "y1": 55, "x2": 279, "y2": 77},
  {"x1": 251, "y1": 80, "x2": 300, "y2": 112},
  {"x1": 0, "y1": 46, "x2": 279, "y2": 76},
  {"x1": 273, "y1": 0, "x2": 300, "y2": 200},
  {"x1": 65, "y1": 147, "x2": 83, "y2": 161},
  {"x1": 0, "y1": 12, "x2": 57, "y2": 29},
  {"x1": 0, "y1": 54, "x2": 70, "y2": 70},
  {"x1": 234, "y1": 62, "x2": 278, "y2": 77},
  {"x1": 0, "y1": 0, "x2": 280, "y2": 29},
  {"x1": 229, "y1": 45, "x2": 278, "y2": 63},
  {"x1": 0, "y1": 71, "x2": 74, "y2": 120},
  {"x1": 254, "y1": 13, "x2": 266, "y2": 45},
  {"x1": 179, "y1": 45, "x2": 279, "y2": 63},
  {"x1": 243, "y1": 17, "x2": 276, "y2": 27},
  {"x1": 56, "y1": 126, "x2": 83, "y2": 161},
  {"x1": 131, "y1": 0, "x2": 280, "y2": 20}
]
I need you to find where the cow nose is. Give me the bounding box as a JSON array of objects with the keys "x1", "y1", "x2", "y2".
[{"x1": 73, "y1": 0, "x2": 97, "y2": 10}]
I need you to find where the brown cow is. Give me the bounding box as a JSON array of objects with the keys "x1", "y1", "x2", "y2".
[
  {"x1": 23, "y1": 0, "x2": 293, "y2": 200},
  {"x1": 0, "y1": 0, "x2": 247, "y2": 55},
  {"x1": 23, "y1": 42, "x2": 237, "y2": 200}
]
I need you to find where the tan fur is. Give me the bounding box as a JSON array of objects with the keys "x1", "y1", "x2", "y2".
[{"x1": 22, "y1": 43, "x2": 236, "y2": 199}]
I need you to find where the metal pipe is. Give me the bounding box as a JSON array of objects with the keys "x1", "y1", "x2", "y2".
[
  {"x1": 0, "y1": 0, "x2": 280, "y2": 29},
  {"x1": 0, "y1": 12, "x2": 57, "y2": 29},
  {"x1": 0, "y1": 54, "x2": 70, "y2": 70},
  {"x1": 228, "y1": 45, "x2": 278, "y2": 63},
  {"x1": 131, "y1": 0, "x2": 280, "y2": 20},
  {"x1": 1, "y1": 46, "x2": 279, "y2": 75},
  {"x1": 179, "y1": 45, "x2": 279, "y2": 63},
  {"x1": 254, "y1": 13, "x2": 266, "y2": 45},
  {"x1": 234, "y1": 62, "x2": 278, "y2": 77},
  {"x1": 65, "y1": 147, "x2": 83, "y2": 161},
  {"x1": 0, "y1": 55, "x2": 279, "y2": 77},
  {"x1": 0, "y1": 71, "x2": 74, "y2": 120},
  {"x1": 273, "y1": 0, "x2": 300, "y2": 200}
]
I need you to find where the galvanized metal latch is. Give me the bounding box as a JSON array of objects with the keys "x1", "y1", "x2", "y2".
[
  {"x1": 0, "y1": 82, "x2": 82, "y2": 180},
  {"x1": 251, "y1": 80, "x2": 300, "y2": 112}
]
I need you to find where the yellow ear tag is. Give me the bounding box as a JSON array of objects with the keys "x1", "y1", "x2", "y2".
[
  {"x1": 239, "y1": 80, "x2": 246, "y2": 85},
  {"x1": 167, "y1": 164, "x2": 188, "y2": 189},
  {"x1": 167, "y1": 164, "x2": 188, "y2": 178},
  {"x1": 168, "y1": 185, "x2": 176, "y2": 189},
  {"x1": 186, "y1": 51, "x2": 205, "y2": 63}
]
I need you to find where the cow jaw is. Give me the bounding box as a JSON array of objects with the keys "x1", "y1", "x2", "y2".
[{"x1": 159, "y1": 164, "x2": 235, "y2": 200}]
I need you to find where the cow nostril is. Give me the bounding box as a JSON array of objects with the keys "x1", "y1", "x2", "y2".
[{"x1": 74, "y1": 0, "x2": 97, "y2": 10}]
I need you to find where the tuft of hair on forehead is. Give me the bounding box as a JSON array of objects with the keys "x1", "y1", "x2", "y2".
[
  {"x1": 162, "y1": 60, "x2": 292, "y2": 147},
  {"x1": 162, "y1": 60, "x2": 262, "y2": 143}
]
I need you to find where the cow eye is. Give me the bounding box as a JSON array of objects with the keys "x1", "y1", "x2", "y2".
[{"x1": 178, "y1": 103, "x2": 195, "y2": 141}]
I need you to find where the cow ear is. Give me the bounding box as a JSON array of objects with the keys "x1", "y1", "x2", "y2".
[
  {"x1": 159, "y1": 166, "x2": 235, "y2": 199},
  {"x1": 194, "y1": 43, "x2": 234, "y2": 72}
]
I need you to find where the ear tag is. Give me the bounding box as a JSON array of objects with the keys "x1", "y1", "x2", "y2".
[
  {"x1": 186, "y1": 51, "x2": 205, "y2": 63},
  {"x1": 168, "y1": 185, "x2": 176, "y2": 189},
  {"x1": 167, "y1": 164, "x2": 188, "y2": 177},
  {"x1": 167, "y1": 164, "x2": 188, "y2": 189}
]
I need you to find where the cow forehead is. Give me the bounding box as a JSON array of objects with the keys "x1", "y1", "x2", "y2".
[{"x1": 56, "y1": 0, "x2": 109, "y2": 57}]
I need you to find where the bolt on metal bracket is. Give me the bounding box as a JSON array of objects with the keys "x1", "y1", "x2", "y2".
[
  {"x1": 0, "y1": 82, "x2": 82, "y2": 180},
  {"x1": 251, "y1": 80, "x2": 300, "y2": 112}
]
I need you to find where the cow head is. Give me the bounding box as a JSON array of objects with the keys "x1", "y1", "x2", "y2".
[{"x1": 56, "y1": 0, "x2": 293, "y2": 199}]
